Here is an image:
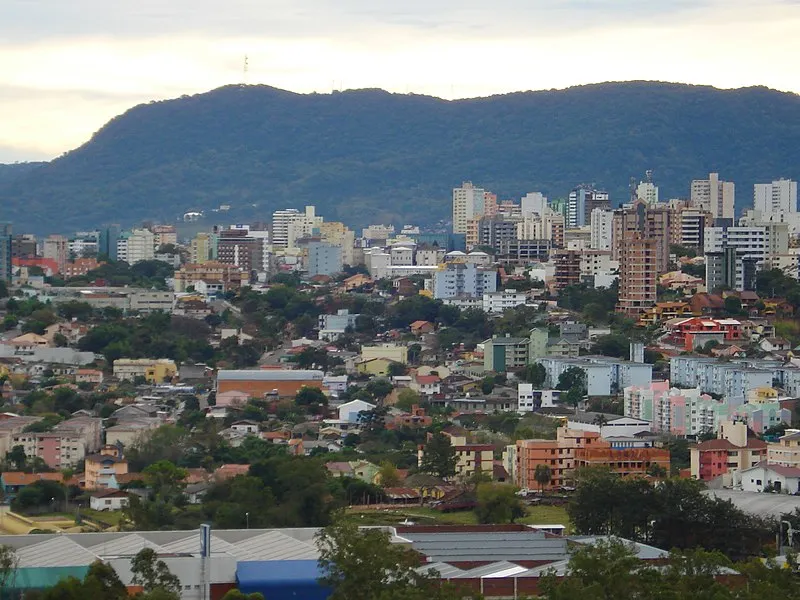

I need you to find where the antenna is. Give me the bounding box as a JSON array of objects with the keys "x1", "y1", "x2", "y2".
[{"x1": 243, "y1": 55, "x2": 249, "y2": 84}]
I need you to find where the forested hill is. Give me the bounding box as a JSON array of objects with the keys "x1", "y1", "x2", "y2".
[{"x1": 3, "y1": 81, "x2": 800, "y2": 233}]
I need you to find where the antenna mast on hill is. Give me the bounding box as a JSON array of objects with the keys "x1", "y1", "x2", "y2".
[{"x1": 243, "y1": 55, "x2": 249, "y2": 84}]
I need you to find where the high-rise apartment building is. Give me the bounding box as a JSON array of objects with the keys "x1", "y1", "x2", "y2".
[
  {"x1": 483, "y1": 192, "x2": 498, "y2": 218},
  {"x1": 678, "y1": 208, "x2": 711, "y2": 249},
  {"x1": 552, "y1": 250, "x2": 582, "y2": 290},
  {"x1": 691, "y1": 173, "x2": 735, "y2": 220},
  {"x1": 635, "y1": 171, "x2": 659, "y2": 205},
  {"x1": 43, "y1": 235, "x2": 68, "y2": 274},
  {"x1": 754, "y1": 179, "x2": 797, "y2": 215},
  {"x1": 452, "y1": 182, "x2": 486, "y2": 234},
  {"x1": 116, "y1": 229, "x2": 155, "y2": 265},
  {"x1": 190, "y1": 232, "x2": 215, "y2": 264},
  {"x1": 319, "y1": 222, "x2": 355, "y2": 266},
  {"x1": 611, "y1": 201, "x2": 672, "y2": 276},
  {"x1": 98, "y1": 225, "x2": 121, "y2": 261},
  {"x1": 217, "y1": 229, "x2": 266, "y2": 275},
  {"x1": 11, "y1": 234, "x2": 36, "y2": 259},
  {"x1": 432, "y1": 261, "x2": 497, "y2": 299},
  {"x1": 568, "y1": 185, "x2": 610, "y2": 228},
  {"x1": 271, "y1": 208, "x2": 302, "y2": 250},
  {"x1": 704, "y1": 225, "x2": 769, "y2": 291},
  {"x1": 151, "y1": 225, "x2": 177, "y2": 249},
  {"x1": 0, "y1": 223, "x2": 11, "y2": 283},
  {"x1": 616, "y1": 235, "x2": 658, "y2": 316},
  {"x1": 520, "y1": 192, "x2": 547, "y2": 217},
  {"x1": 517, "y1": 211, "x2": 565, "y2": 247},
  {"x1": 590, "y1": 208, "x2": 614, "y2": 251}
]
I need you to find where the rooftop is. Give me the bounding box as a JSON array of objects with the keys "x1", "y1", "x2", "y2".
[{"x1": 217, "y1": 370, "x2": 324, "y2": 381}]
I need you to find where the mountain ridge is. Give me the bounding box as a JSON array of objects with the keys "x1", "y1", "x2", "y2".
[{"x1": 3, "y1": 81, "x2": 800, "y2": 234}]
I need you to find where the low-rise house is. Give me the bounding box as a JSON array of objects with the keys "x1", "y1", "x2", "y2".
[
  {"x1": 410, "y1": 321, "x2": 436, "y2": 336},
  {"x1": 214, "y1": 464, "x2": 250, "y2": 480},
  {"x1": 262, "y1": 430, "x2": 291, "y2": 444},
  {"x1": 113, "y1": 358, "x2": 178, "y2": 383},
  {"x1": 411, "y1": 374, "x2": 441, "y2": 396},
  {"x1": 387, "y1": 405, "x2": 433, "y2": 429},
  {"x1": 0, "y1": 472, "x2": 64, "y2": 500},
  {"x1": 760, "y1": 337, "x2": 791, "y2": 353},
  {"x1": 85, "y1": 448, "x2": 129, "y2": 490},
  {"x1": 75, "y1": 369, "x2": 104, "y2": 385},
  {"x1": 185, "y1": 481, "x2": 211, "y2": 505},
  {"x1": 230, "y1": 420, "x2": 259, "y2": 435},
  {"x1": 337, "y1": 400, "x2": 376, "y2": 423},
  {"x1": 737, "y1": 462, "x2": 800, "y2": 494},
  {"x1": 89, "y1": 489, "x2": 130, "y2": 511}
]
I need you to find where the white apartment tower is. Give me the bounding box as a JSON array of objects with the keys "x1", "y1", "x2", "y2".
[
  {"x1": 520, "y1": 192, "x2": 547, "y2": 217},
  {"x1": 590, "y1": 208, "x2": 614, "y2": 251},
  {"x1": 691, "y1": 172, "x2": 735, "y2": 220},
  {"x1": 452, "y1": 182, "x2": 486, "y2": 234},
  {"x1": 754, "y1": 179, "x2": 798, "y2": 215},
  {"x1": 116, "y1": 229, "x2": 155, "y2": 265},
  {"x1": 271, "y1": 208, "x2": 301, "y2": 249}
]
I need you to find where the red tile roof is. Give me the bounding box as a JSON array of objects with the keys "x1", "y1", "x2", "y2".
[{"x1": 1, "y1": 472, "x2": 64, "y2": 486}]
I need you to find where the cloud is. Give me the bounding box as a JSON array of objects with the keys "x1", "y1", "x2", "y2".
[
  {"x1": 3, "y1": 0, "x2": 735, "y2": 42},
  {"x1": 1, "y1": 0, "x2": 800, "y2": 161}
]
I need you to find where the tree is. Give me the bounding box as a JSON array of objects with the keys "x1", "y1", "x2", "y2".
[
  {"x1": 365, "y1": 378, "x2": 394, "y2": 402},
  {"x1": 395, "y1": 388, "x2": 421, "y2": 412},
  {"x1": 556, "y1": 367, "x2": 587, "y2": 393},
  {"x1": 475, "y1": 483, "x2": 526, "y2": 524},
  {"x1": 0, "y1": 545, "x2": 18, "y2": 591},
  {"x1": 534, "y1": 464, "x2": 552, "y2": 493},
  {"x1": 377, "y1": 461, "x2": 401, "y2": 488},
  {"x1": 220, "y1": 591, "x2": 265, "y2": 600},
  {"x1": 130, "y1": 548, "x2": 181, "y2": 598},
  {"x1": 143, "y1": 460, "x2": 188, "y2": 500},
  {"x1": 523, "y1": 363, "x2": 547, "y2": 388},
  {"x1": 295, "y1": 386, "x2": 329, "y2": 407},
  {"x1": 316, "y1": 520, "x2": 463, "y2": 600},
  {"x1": 82, "y1": 561, "x2": 128, "y2": 600},
  {"x1": 7, "y1": 445, "x2": 27, "y2": 470},
  {"x1": 419, "y1": 433, "x2": 457, "y2": 480},
  {"x1": 386, "y1": 362, "x2": 408, "y2": 377}
]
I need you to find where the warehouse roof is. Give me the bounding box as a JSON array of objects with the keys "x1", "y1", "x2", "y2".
[{"x1": 217, "y1": 370, "x2": 324, "y2": 381}]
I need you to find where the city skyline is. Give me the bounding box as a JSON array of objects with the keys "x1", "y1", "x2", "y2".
[{"x1": 4, "y1": 0, "x2": 800, "y2": 162}]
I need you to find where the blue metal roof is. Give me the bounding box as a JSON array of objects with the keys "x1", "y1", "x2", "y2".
[{"x1": 236, "y1": 560, "x2": 331, "y2": 600}]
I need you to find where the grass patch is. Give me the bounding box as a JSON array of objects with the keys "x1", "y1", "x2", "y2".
[
  {"x1": 518, "y1": 504, "x2": 571, "y2": 532},
  {"x1": 343, "y1": 504, "x2": 571, "y2": 530},
  {"x1": 81, "y1": 509, "x2": 125, "y2": 526}
]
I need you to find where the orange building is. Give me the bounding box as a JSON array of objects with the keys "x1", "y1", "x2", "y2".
[
  {"x1": 84, "y1": 446, "x2": 129, "y2": 490},
  {"x1": 514, "y1": 427, "x2": 670, "y2": 490},
  {"x1": 575, "y1": 446, "x2": 670, "y2": 476},
  {"x1": 216, "y1": 369, "x2": 324, "y2": 398}
]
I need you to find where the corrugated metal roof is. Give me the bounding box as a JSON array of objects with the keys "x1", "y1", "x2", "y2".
[
  {"x1": 16, "y1": 537, "x2": 99, "y2": 568},
  {"x1": 417, "y1": 562, "x2": 464, "y2": 578},
  {"x1": 159, "y1": 534, "x2": 235, "y2": 555},
  {"x1": 452, "y1": 561, "x2": 529, "y2": 579},
  {"x1": 217, "y1": 370, "x2": 324, "y2": 381},
  {"x1": 226, "y1": 531, "x2": 319, "y2": 561},
  {"x1": 88, "y1": 534, "x2": 163, "y2": 556},
  {"x1": 403, "y1": 532, "x2": 567, "y2": 562}
]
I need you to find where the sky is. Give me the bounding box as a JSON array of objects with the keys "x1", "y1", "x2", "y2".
[{"x1": 2, "y1": 0, "x2": 800, "y2": 162}]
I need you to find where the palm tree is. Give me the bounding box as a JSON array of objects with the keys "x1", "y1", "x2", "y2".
[
  {"x1": 593, "y1": 414, "x2": 608, "y2": 429},
  {"x1": 534, "y1": 464, "x2": 552, "y2": 495}
]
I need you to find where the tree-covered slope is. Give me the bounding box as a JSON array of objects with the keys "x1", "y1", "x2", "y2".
[{"x1": 2, "y1": 81, "x2": 800, "y2": 233}]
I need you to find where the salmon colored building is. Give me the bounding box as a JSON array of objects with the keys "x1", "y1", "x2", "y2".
[
  {"x1": 515, "y1": 427, "x2": 671, "y2": 490},
  {"x1": 216, "y1": 369, "x2": 324, "y2": 398}
]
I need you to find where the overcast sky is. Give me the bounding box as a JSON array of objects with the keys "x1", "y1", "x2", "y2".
[{"x1": 2, "y1": 0, "x2": 800, "y2": 162}]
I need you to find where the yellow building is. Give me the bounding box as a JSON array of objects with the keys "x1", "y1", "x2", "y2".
[
  {"x1": 190, "y1": 232, "x2": 213, "y2": 264},
  {"x1": 747, "y1": 387, "x2": 779, "y2": 404},
  {"x1": 113, "y1": 358, "x2": 178, "y2": 383},
  {"x1": 355, "y1": 357, "x2": 395, "y2": 376},
  {"x1": 360, "y1": 344, "x2": 408, "y2": 365},
  {"x1": 768, "y1": 431, "x2": 800, "y2": 468},
  {"x1": 417, "y1": 432, "x2": 495, "y2": 481}
]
